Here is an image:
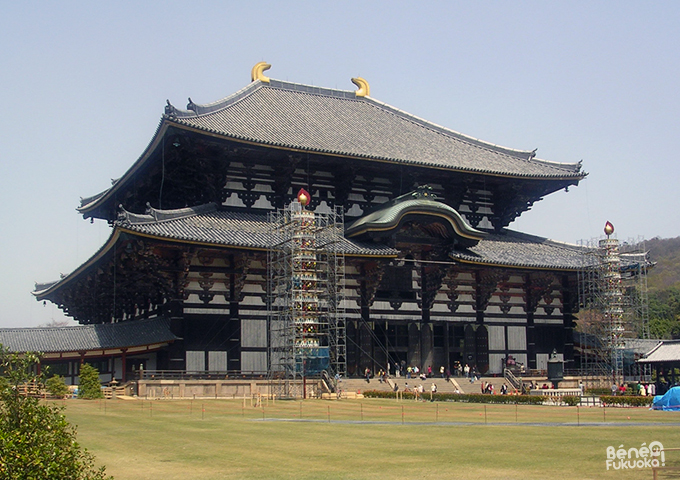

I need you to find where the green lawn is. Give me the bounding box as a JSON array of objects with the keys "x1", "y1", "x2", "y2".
[{"x1": 60, "y1": 398, "x2": 680, "y2": 480}]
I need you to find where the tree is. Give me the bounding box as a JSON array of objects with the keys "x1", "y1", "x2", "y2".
[
  {"x1": 649, "y1": 286, "x2": 680, "y2": 339},
  {"x1": 46, "y1": 374, "x2": 70, "y2": 399},
  {"x1": 38, "y1": 319, "x2": 73, "y2": 328},
  {"x1": 0, "y1": 346, "x2": 111, "y2": 479},
  {"x1": 78, "y1": 363, "x2": 104, "y2": 399}
]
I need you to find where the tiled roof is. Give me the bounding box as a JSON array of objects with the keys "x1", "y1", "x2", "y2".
[
  {"x1": 118, "y1": 204, "x2": 398, "y2": 257},
  {"x1": 450, "y1": 230, "x2": 594, "y2": 270},
  {"x1": 78, "y1": 77, "x2": 585, "y2": 216},
  {"x1": 639, "y1": 341, "x2": 680, "y2": 364},
  {"x1": 0, "y1": 317, "x2": 177, "y2": 353},
  {"x1": 120, "y1": 204, "x2": 593, "y2": 269},
  {"x1": 623, "y1": 338, "x2": 662, "y2": 356},
  {"x1": 168, "y1": 79, "x2": 584, "y2": 179}
]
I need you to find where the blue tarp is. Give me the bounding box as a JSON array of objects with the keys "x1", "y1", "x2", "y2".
[{"x1": 652, "y1": 386, "x2": 680, "y2": 411}]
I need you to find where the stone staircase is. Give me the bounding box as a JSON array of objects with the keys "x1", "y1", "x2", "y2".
[
  {"x1": 327, "y1": 375, "x2": 599, "y2": 405},
  {"x1": 336, "y1": 375, "x2": 467, "y2": 396}
]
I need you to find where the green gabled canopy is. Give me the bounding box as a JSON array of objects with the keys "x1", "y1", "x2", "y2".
[{"x1": 346, "y1": 188, "x2": 486, "y2": 248}]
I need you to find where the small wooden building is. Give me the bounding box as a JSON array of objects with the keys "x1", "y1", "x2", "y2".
[{"x1": 0, "y1": 318, "x2": 177, "y2": 384}]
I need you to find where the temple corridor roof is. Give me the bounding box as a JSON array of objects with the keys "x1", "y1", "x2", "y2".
[
  {"x1": 639, "y1": 341, "x2": 680, "y2": 364},
  {"x1": 0, "y1": 317, "x2": 177, "y2": 353}
]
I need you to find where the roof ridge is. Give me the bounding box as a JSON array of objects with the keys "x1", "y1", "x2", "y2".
[
  {"x1": 0, "y1": 317, "x2": 169, "y2": 333},
  {"x1": 166, "y1": 81, "x2": 264, "y2": 118},
  {"x1": 118, "y1": 203, "x2": 218, "y2": 225}
]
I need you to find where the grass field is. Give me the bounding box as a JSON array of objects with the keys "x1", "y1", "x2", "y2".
[{"x1": 60, "y1": 397, "x2": 680, "y2": 479}]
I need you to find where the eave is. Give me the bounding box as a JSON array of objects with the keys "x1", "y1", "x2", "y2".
[{"x1": 78, "y1": 118, "x2": 585, "y2": 221}]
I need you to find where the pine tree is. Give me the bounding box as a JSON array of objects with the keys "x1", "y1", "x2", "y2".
[{"x1": 78, "y1": 363, "x2": 104, "y2": 399}]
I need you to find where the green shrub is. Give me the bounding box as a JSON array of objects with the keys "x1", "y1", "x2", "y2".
[
  {"x1": 0, "y1": 346, "x2": 110, "y2": 479},
  {"x1": 78, "y1": 364, "x2": 103, "y2": 399},
  {"x1": 362, "y1": 390, "x2": 544, "y2": 404},
  {"x1": 584, "y1": 387, "x2": 611, "y2": 396},
  {"x1": 46, "y1": 375, "x2": 70, "y2": 399},
  {"x1": 562, "y1": 395, "x2": 580, "y2": 406},
  {"x1": 600, "y1": 395, "x2": 653, "y2": 407}
]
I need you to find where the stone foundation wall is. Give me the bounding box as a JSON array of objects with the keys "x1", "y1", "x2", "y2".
[{"x1": 137, "y1": 379, "x2": 273, "y2": 399}]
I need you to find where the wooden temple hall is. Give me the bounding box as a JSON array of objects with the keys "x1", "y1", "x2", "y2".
[{"x1": 13, "y1": 63, "x2": 591, "y2": 384}]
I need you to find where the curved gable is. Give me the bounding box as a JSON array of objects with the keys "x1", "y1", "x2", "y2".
[{"x1": 346, "y1": 189, "x2": 486, "y2": 248}]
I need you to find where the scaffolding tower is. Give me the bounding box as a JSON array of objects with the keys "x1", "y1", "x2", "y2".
[
  {"x1": 267, "y1": 190, "x2": 346, "y2": 398},
  {"x1": 577, "y1": 222, "x2": 651, "y2": 385}
]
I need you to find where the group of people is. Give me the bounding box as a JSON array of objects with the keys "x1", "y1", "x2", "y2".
[
  {"x1": 390, "y1": 363, "x2": 454, "y2": 381},
  {"x1": 363, "y1": 361, "x2": 486, "y2": 386},
  {"x1": 611, "y1": 382, "x2": 656, "y2": 396},
  {"x1": 480, "y1": 381, "x2": 510, "y2": 395},
  {"x1": 399, "y1": 381, "x2": 449, "y2": 401}
]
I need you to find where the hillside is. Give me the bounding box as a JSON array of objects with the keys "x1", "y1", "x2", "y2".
[
  {"x1": 645, "y1": 236, "x2": 680, "y2": 291},
  {"x1": 643, "y1": 236, "x2": 680, "y2": 338}
]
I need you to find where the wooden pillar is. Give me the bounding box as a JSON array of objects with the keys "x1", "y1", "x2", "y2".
[
  {"x1": 475, "y1": 271, "x2": 482, "y2": 324},
  {"x1": 444, "y1": 323, "x2": 451, "y2": 372},
  {"x1": 360, "y1": 276, "x2": 372, "y2": 374},
  {"x1": 525, "y1": 276, "x2": 537, "y2": 370},
  {"x1": 359, "y1": 321, "x2": 373, "y2": 373},
  {"x1": 561, "y1": 274, "x2": 576, "y2": 367},
  {"x1": 420, "y1": 261, "x2": 428, "y2": 372},
  {"x1": 229, "y1": 254, "x2": 242, "y2": 372},
  {"x1": 408, "y1": 323, "x2": 421, "y2": 368},
  {"x1": 121, "y1": 349, "x2": 128, "y2": 383},
  {"x1": 420, "y1": 323, "x2": 434, "y2": 372},
  {"x1": 359, "y1": 261, "x2": 383, "y2": 376},
  {"x1": 166, "y1": 298, "x2": 186, "y2": 371}
]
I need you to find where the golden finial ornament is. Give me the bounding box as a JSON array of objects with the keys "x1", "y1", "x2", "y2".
[
  {"x1": 351, "y1": 77, "x2": 370, "y2": 97},
  {"x1": 604, "y1": 221, "x2": 614, "y2": 237},
  {"x1": 298, "y1": 188, "x2": 312, "y2": 207},
  {"x1": 251, "y1": 62, "x2": 271, "y2": 83},
  {"x1": 297, "y1": 188, "x2": 310, "y2": 207}
]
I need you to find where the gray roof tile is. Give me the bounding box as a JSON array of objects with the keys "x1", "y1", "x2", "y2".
[
  {"x1": 450, "y1": 230, "x2": 593, "y2": 270},
  {"x1": 639, "y1": 341, "x2": 680, "y2": 363},
  {"x1": 0, "y1": 317, "x2": 177, "y2": 353},
  {"x1": 118, "y1": 204, "x2": 398, "y2": 257},
  {"x1": 169, "y1": 79, "x2": 584, "y2": 179}
]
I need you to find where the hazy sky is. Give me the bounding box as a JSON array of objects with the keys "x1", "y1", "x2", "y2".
[{"x1": 1, "y1": 2, "x2": 678, "y2": 328}]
